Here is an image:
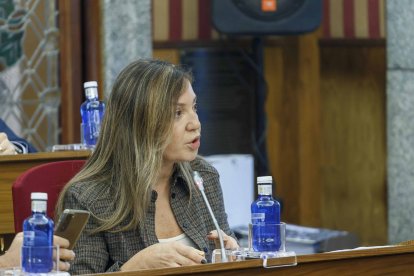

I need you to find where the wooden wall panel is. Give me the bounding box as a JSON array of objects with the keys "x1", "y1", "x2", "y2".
[
  {"x1": 264, "y1": 45, "x2": 301, "y2": 225},
  {"x1": 297, "y1": 35, "x2": 321, "y2": 226},
  {"x1": 265, "y1": 43, "x2": 386, "y2": 245},
  {"x1": 320, "y1": 46, "x2": 386, "y2": 245},
  {"x1": 152, "y1": 49, "x2": 181, "y2": 65},
  {"x1": 264, "y1": 34, "x2": 321, "y2": 228}
]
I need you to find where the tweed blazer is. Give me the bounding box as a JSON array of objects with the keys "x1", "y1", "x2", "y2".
[{"x1": 61, "y1": 156, "x2": 236, "y2": 275}]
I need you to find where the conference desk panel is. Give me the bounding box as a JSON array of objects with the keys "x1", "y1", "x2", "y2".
[
  {"x1": 98, "y1": 245, "x2": 414, "y2": 275},
  {"x1": 0, "y1": 151, "x2": 90, "y2": 234}
]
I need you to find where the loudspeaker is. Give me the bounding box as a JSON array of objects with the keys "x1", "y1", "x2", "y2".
[{"x1": 211, "y1": 0, "x2": 322, "y2": 35}]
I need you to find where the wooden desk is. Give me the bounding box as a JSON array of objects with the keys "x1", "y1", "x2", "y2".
[
  {"x1": 0, "y1": 151, "x2": 90, "y2": 234},
  {"x1": 100, "y1": 245, "x2": 414, "y2": 275}
]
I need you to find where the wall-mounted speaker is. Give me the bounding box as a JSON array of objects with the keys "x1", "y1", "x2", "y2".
[{"x1": 211, "y1": 0, "x2": 322, "y2": 35}]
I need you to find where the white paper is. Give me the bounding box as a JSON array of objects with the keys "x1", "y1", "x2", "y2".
[{"x1": 204, "y1": 154, "x2": 254, "y2": 229}]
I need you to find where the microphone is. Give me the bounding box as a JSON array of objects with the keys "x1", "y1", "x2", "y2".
[{"x1": 192, "y1": 171, "x2": 228, "y2": 262}]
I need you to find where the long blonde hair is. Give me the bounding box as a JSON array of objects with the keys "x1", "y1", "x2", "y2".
[{"x1": 56, "y1": 59, "x2": 195, "y2": 233}]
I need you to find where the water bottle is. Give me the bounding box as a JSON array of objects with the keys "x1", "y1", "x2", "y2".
[
  {"x1": 251, "y1": 176, "x2": 281, "y2": 252},
  {"x1": 80, "y1": 81, "x2": 105, "y2": 147},
  {"x1": 22, "y1": 192, "x2": 54, "y2": 273}
]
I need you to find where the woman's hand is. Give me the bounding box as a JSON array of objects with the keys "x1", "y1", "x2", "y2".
[
  {"x1": 207, "y1": 230, "x2": 239, "y2": 250},
  {"x1": 120, "y1": 242, "x2": 206, "y2": 271},
  {"x1": 53, "y1": 235, "x2": 75, "y2": 271},
  {"x1": 0, "y1": 132, "x2": 17, "y2": 155}
]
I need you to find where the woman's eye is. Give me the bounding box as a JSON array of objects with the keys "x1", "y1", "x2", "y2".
[
  {"x1": 175, "y1": 109, "x2": 182, "y2": 118},
  {"x1": 193, "y1": 103, "x2": 198, "y2": 112}
]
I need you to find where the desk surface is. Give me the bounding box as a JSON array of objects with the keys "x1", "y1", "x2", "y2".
[
  {"x1": 95, "y1": 244, "x2": 414, "y2": 276},
  {"x1": 0, "y1": 150, "x2": 90, "y2": 163},
  {"x1": 0, "y1": 151, "x2": 90, "y2": 234}
]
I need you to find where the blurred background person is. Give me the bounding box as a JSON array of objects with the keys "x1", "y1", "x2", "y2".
[{"x1": 0, "y1": 119, "x2": 37, "y2": 155}]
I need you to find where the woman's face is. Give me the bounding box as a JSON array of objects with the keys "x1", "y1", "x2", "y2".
[{"x1": 163, "y1": 81, "x2": 201, "y2": 163}]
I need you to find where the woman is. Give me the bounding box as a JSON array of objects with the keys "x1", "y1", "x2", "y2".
[{"x1": 55, "y1": 59, "x2": 238, "y2": 274}]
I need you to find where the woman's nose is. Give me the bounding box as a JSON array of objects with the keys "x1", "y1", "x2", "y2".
[{"x1": 187, "y1": 113, "x2": 201, "y2": 131}]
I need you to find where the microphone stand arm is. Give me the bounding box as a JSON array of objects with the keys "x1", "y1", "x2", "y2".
[{"x1": 199, "y1": 189, "x2": 228, "y2": 262}]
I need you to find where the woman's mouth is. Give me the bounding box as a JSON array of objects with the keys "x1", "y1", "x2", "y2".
[{"x1": 189, "y1": 137, "x2": 201, "y2": 150}]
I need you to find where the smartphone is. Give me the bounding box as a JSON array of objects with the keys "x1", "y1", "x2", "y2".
[{"x1": 55, "y1": 209, "x2": 90, "y2": 250}]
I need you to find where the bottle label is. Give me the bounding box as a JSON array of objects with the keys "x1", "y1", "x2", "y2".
[
  {"x1": 87, "y1": 110, "x2": 102, "y2": 138},
  {"x1": 23, "y1": 231, "x2": 35, "y2": 246},
  {"x1": 251, "y1": 212, "x2": 265, "y2": 223},
  {"x1": 258, "y1": 184, "x2": 272, "y2": 195},
  {"x1": 81, "y1": 101, "x2": 105, "y2": 146}
]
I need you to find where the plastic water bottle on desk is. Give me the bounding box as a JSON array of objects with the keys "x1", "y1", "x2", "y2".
[
  {"x1": 22, "y1": 192, "x2": 54, "y2": 273},
  {"x1": 81, "y1": 81, "x2": 105, "y2": 148},
  {"x1": 251, "y1": 176, "x2": 281, "y2": 252}
]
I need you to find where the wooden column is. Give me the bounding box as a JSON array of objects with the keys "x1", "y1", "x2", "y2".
[
  {"x1": 83, "y1": 0, "x2": 103, "y2": 95},
  {"x1": 59, "y1": 0, "x2": 83, "y2": 144}
]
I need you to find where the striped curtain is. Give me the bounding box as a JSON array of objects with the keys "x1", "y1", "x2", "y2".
[
  {"x1": 152, "y1": 0, "x2": 385, "y2": 42},
  {"x1": 323, "y1": 0, "x2": 385, "y2": 39}
]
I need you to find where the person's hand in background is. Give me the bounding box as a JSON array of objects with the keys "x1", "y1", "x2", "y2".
[
  {"x1": 0, "y1": 232, "x2": 23, "y2": 268},
  {"x1": 0, "y1": 132, "x2": 17, "y2": 155},
  {"x1": 0, "y1": 233, "x2": 75, "y2": 271}
]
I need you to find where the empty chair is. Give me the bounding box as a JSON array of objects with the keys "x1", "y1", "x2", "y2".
[{"x1": 12, "y1": 160, "x2": 86, "y2": 232}]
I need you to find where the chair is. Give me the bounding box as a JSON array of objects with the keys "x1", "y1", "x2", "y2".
[{"x1": 12, "y1": 160, "x2": 86, "y2": 232}]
